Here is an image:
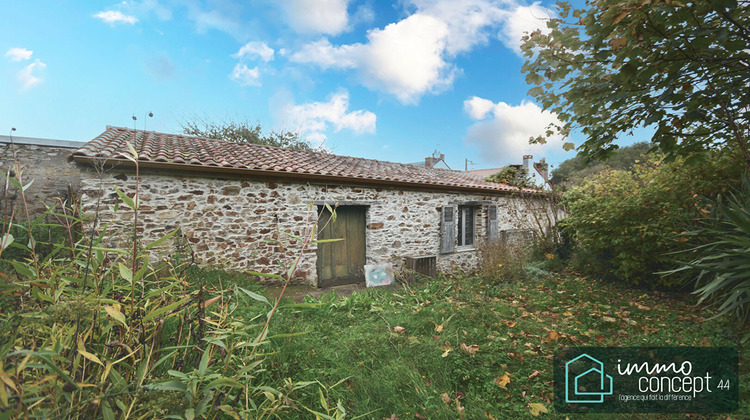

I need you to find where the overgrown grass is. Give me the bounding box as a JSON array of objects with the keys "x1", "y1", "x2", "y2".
[{"x1": 262, "y1": 268, "x2": 749, "y2": 419}]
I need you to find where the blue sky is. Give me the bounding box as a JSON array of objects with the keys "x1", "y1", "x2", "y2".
[{"x1": 1, "y1": 0, "x2": 596, "y2": 171}]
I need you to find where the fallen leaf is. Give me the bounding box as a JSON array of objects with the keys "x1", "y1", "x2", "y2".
[
  {"x1": 415, "y1": 414, "x2": 427, "y2": 420},
  {"x1": 528, "y1": 370, "x2": 542, "y2": 380},
  {"x1": 460, "y1": 343, "x2": 479, "y2": 354},
  {"x1": 456, "y1": 400, "x2": 465, "y2": 419},
  {"x1": 383, "y1": 415, "x2": 399, "y2": 420},
  {"x1": 528, "y1": 402, "x2": 548, "y2": 417},
  {"x1": 546, "y1": 330, "x2": 560, "y2": 342},
  {"x1": 545, "y1": 253, "x2": 555, "y2": 260},
  {"x1": 602, "y1": 316, "x2": 617, "y2": 323},
  {"x1": 435, "y1": 324, "x2": 444, "y2": 333},
  {"x1": 504, "y1": 320, "x2": 517, "y2": 328},
  {"x1": 494, "y1": 372, "x2": 511, "y2": 389},
  {"x1": 394, "y1": 326, "x2": 406, "y2": 335},
  {"x1": 441, "y1": 393, "x2": 451, "y2": 404}
]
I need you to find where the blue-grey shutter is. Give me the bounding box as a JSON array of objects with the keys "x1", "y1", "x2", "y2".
[
  {"x1": 487, "y1": 205, "x2": 498, "y2": 242},
  {"x1": 440, "y1": 206, "x2": 455, "y2": 254}
]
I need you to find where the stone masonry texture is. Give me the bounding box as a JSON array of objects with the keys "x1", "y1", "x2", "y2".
[
  {"x1": 0, "y1": 143, "x2": 82, "y2": 217},
  {"x1": 79, "y1": 168, "x2": 539, "y2": 286}
]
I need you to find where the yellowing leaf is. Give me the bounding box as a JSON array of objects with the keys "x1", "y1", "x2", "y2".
[
  {"x1": 528, "y1": 402, "x2": 548, "y2": 417},
  {"x1": 494, "y1": 372, "x2": 511, "y2": 389},
  {"x1": 78, "y1": 348, "x2": 104, "y2": 366},
  {"x1": 504, "y1": 320, "x2": 517, "y2": 328},
  {"x1": 602, "y1": 316, "x2": 617, "y2": 323},
  {"x1": 544, "y1": 253, "x2": 555, "y2": 260},
  {"x1": 546, "y1": 330, "x2": 560, "y2": 342},
  {"x1": 104, "y1": 305, "x2": 127, "y2": 328},
  {"x1": 435, "y1": 324, "x2": 444, "y2": 333}
]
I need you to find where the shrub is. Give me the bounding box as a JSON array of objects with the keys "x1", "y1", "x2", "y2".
[
  {"x1": 667, "y1": 176, "x2": 750, "y2": 325},
  {"x1": 477, "y1": 239, "x2": 529, "y2": 284},
  {"x1": 561, "y1": 152, "x2": 743, "y2": 288}
]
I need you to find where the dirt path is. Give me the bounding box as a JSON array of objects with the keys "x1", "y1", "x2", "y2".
[{"x1": 265, "y1": 282, "x2": 369, "y2": 303}]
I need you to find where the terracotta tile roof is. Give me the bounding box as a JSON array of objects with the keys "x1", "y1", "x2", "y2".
[
  {"x1": 466, "y1": 167, "x2": 505, "y2": 179},
  {"x1": 72, "y1": 126, "x2": 526, "y2": 194}
]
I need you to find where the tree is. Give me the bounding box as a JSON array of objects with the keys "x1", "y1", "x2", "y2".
[
  {"x1": 551, "y1": 141, "x2": 653, "y2": 184},
  {"x1": 521, "y1": 0, "x2": 750, "y2": 169},
  {"x1": 180, "y1": 116, "x2": 318, "y2": 151},
  {"x1": 485, "y1": 165, "x2": 539, "y2": 188}
]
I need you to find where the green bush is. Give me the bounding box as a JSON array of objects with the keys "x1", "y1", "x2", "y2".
[{"x1": 562, "y1": 152, "x2": 742, "y2": 288}]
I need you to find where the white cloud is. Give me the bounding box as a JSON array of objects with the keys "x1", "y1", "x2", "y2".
[
  {"x1": 229, "y1": 63, "x2": 260, "y2": 86},
  {"x1": 291, "y1": 14, "x2": 454, "y2": 104},
  {"x1": 18, "y1": 60, "x2": 46, "y2": 90},
  {"x1": 407, "y1": 0, "x2": 508, "y2": 55},
  {"x1": 281, "y1": 91, "x2": 376, "y2": 145},
  {"x1": 93, "y1": 10, "x2": 139, "y2": 25},
  {"x1": 463, "y1": 98, "x2": 563, "y2": 163},
  {"x1": 500, "y1": 3, "x2": 553, "y2": 55},
  {"x1": 289, "y1": 0, "x2": 553, "y2": 103},
  {"x1": 290, "y1": 39, "x2": 359, "y2": 70},
  {"x1": 464, "y1": 96, "x2": 496, "y2": 120},
  {"x1": 5, "y1": 48, "x2": 33, "y2": 62},
  {"x1": 234, "y1": 41, "x2": 275, "y2": 62},
  {"x1": 281, "y1": 0, "x2": 350, "y2": 35},
  {"x1": 360, "y1": 14, "x2": 455, "y2": 104}
]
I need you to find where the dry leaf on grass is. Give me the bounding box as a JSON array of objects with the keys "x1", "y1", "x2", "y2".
[
  {"x1": 528, "y1": 402, "x2": 548, "y2": 416},
  {"x1": 460, "y1": 343, "x2": 479, "y2": 354},
  {"x1": 493, "y1": 372, "x2": 511, "y2": 389},
  {"x1": 441, "y1": 393, "x2": 451, "y2": 404}
]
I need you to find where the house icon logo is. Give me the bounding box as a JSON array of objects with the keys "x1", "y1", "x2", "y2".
[{"x1": 565, "y1": 353, "x2": 613, "y2": 403}]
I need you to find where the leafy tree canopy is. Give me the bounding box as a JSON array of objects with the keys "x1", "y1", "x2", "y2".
[
  {"x1": 551, "y1": 141, "x2": 654, "y2": 184},
  {"x1": 521, "y1": 0, "x2": 750, "y2": 169},
  {"x1": 180, "y1": 116, "x2": 318, "y2": 151},
  {"x1": 485, "y1": 165, "x2": 539, "y2": 188}
]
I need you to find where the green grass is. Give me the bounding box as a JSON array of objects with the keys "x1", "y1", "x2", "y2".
[{"x1": 253, "y1": 266, "x2": 749, "y2": 419}]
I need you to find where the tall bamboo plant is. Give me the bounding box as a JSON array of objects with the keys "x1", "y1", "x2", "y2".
[{"x1": 0, "y1": 139, "x2": 341, "y2": 418}]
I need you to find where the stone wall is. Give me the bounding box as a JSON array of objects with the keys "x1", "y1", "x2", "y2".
[
  {"x1": 0, "y1": 138, "x2": 84, "y2": 218},
  {"x1": 79, "y1": 167, "x2": 538, "y2": 286}
]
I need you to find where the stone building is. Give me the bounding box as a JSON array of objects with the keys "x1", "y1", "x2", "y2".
[
  {"x1": 70, "y1": 126, "x2": 540, "y2": 287},
  {"x1": 0, "y1": 135, "x2": 84, "y2": 217}
]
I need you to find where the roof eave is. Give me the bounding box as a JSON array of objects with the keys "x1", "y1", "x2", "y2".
[{"x1": 72, "y1": 156, "x2": 534, "y2": 196}]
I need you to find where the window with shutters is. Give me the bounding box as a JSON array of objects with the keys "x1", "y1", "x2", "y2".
[{"x1": 457, "y1": 205, "x2": 475, "y2": 248}]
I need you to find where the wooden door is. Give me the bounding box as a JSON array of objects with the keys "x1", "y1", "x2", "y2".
[{"x1": 316, "y1": 206, "x2": 366, "y2": 287}]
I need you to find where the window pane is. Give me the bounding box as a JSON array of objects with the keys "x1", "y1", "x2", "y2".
[{"x1": 457, "y1": 206, "x2": 475, "y2": 247}]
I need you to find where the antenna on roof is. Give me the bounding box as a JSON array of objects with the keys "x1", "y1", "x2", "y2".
[{"x1": 465, "y1": 159, "x2": 477, "y2": 171}]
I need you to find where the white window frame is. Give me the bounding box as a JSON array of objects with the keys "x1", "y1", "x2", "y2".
[{"x1": 456, "y1": 205, "x2": 476, "y2": 250}]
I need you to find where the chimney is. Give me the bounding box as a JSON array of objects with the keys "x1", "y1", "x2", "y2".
[
  {"x1": 425, "y1": 157, "x2": 435, "y2": 168},
  {"x1": 536, "y1": 158, "x2": 549, "y2": 184},
  {"x1": 522, "y1": 155, "x2": 532, "y2": 174}
]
